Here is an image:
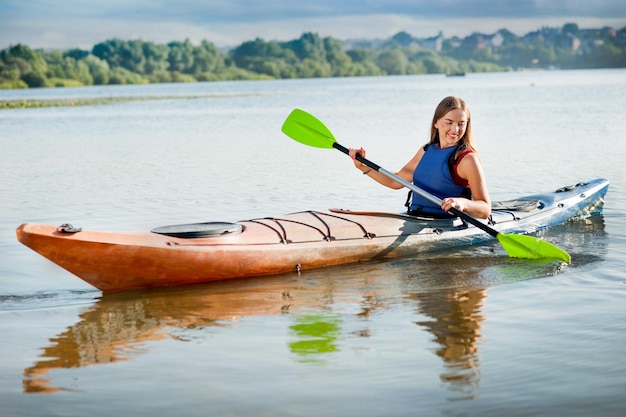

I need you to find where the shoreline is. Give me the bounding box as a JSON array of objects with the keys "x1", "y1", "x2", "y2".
[{"x1": 0, "y1": 92, "x2": 263, "y2": 109}]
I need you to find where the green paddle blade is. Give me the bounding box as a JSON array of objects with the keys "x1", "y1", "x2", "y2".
[
  {"x1": 497, "y1": 233, "x2": 571, "y2": 263},
  {"x1": 282, "y1": 109, "x2": 337, "y2": 149}
]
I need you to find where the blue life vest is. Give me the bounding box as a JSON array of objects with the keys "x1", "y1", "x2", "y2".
[{"x1": 409, "y1": 144, "x2": 471, "y2": 216}]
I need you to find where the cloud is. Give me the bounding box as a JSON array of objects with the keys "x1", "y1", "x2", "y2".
[
  {"x1": 59, "y1": 0, "x2": 626, "y2": 22},
  {"x1": 1, "y1": 0, "x2": 625, "y2": 50}
]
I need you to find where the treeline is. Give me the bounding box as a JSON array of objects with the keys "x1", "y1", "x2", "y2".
[
  {"x1": 1, "y1": 33, "x2": 492, "y2": 89},
  {"x1": 1, "y1": 23, "x2": 625, "y2": 89},
  {"x1": 0, "y1": 39, "x2": 261, "y2": 88}
]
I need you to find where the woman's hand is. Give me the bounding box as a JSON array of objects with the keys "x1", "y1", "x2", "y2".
[
  {"x1": 349, "y1": 147, "x2": 370, "y2": 173},
  {"x1": 441, "y1": 197, "x2": 467, "y2": 214}
]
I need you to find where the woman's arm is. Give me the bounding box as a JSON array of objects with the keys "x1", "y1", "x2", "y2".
[
  {"x1": 350, "y1": 147, "x2": 424, "y2": 190},
  {"x1": 446, "y1": 152, "x2": 491, "y2": 219}
]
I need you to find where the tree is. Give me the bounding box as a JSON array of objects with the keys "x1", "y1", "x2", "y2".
[
  {"x1": 2, "y1": 45, "x2": 49, "y2": 87},
  {"x1": 93, "y1": 39, "x2": 148, "y2": 73},
  {"x1": 296, "y1": 58, "x2": 331, "y2": 78},
  {"x1": 562, "y1": 23, "x2": 579, "y2": 35},
  {"x1": 92, "y1": 39, "x2": 125, "y2": 68},
  {"x1": 286, "y1": 33, "x2": 326, "y2": 61},
  {"x1": 323, "y1": 37, "x2": 353, "y2": 76},
  {"x1": 83, "y1": 55, "x2": 110, "y2": 85},
  {"x1": 108, "y1": 66, "x2": 147, "y2": 84},
  {"x1": 191, "y1": 40, "x2": 224, "y2": 74},
  {"x1": 390, "y1": 31, "x2": 416, "y2": 47},
  {"x1": 119, "y1": 40, "x2": 146, "y2": 73},
  {"x1": 21, "y1": 70, "x2": 47, "y2": 87},
  {"x1": 8, "y1": 44, "x2": 47, "y2": 74},
  {"x1": 66, "y1": 48, "x2": 90, "y2": 60},
  {"x1": 231, "y1": 38, "x2": 276, "y2": 69},
  {"x1": 376, "y1": 49, "x2": 409, "y2": 75},
  {"x1": 167, "y1": 39, "x2": 195, "y2": 72},
  {"x1": 422, "y1": 57, "x2": 445, "y2": 73},
  {"x1": 142, "y1": 42, "x2": 168, "y2": 74}
]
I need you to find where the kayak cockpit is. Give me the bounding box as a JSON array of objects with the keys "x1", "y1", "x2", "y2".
[{"x1": 151, "y1": 222, "x2": 243, "y2": 238}]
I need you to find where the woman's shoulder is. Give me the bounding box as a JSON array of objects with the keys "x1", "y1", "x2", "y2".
[
  {"x1": 455, "y1": 147, "x2": 476, "y2": 161},
  {"x1": 455, "y1": 149, "x2": 483, "y2": 179}
]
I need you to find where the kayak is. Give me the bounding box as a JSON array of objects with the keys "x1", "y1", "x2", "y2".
[{"x1": 16, "y1": 178, "x2": 608, "y2": 292}]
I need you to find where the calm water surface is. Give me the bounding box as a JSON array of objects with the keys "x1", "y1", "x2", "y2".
[{"x1": 1, "y1": 70, "x2": 625, "y2": 416}]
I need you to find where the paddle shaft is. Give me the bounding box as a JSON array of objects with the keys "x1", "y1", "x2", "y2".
[{"x1": 332, "y1": 142, "x2": 499, "y2": 238}]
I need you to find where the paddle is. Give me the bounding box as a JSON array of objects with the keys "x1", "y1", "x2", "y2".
[{"x1": 281, "y1": 108, "x2": 571, "y2": 263}]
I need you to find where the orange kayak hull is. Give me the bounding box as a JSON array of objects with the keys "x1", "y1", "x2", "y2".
[
  {"x1": 15, "y1": 178, "x2": 609, "y2": 292},
  {"x1": 16, "y1": 211, "x2": 463, "y2": 291}
]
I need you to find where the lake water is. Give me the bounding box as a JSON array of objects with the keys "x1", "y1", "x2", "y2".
[{"x1": 1, "y1": 70, "x2": 625, "y2": 416}]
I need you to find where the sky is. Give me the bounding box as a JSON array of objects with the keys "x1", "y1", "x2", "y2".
[{"x1": 2, "y1": 0, "x2": 626, "y2": 50}]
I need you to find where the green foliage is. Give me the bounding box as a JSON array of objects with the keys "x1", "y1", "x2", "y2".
[
  {"x1": 21, "y1": 70, "x2": 47, "y2": 87},
  {"x1": 376, "y1": 49, "x2": 409, "y2": 74},
  {"x1": 47, "y1": 78, "x2": 85, "y2": 88},
  {"x1": 0, "y1": 79, "x2": 28, "y2": 88},
  {"x1": 83, "y1": 54, "x2": 110, "y2": 85},
  {"x1": 1, "y1": 23, "x2": 625, "y2": 89},
  {"x1": 45, "y1": 50, "x2": 94, "y2": 85},
  {"x1": 108, "y1": 67, "x2": 148, "y2": 85}
]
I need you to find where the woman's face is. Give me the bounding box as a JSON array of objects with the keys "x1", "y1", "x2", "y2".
[{"x1": 435, "y1": 108, "x2": 468, "y2": 147}]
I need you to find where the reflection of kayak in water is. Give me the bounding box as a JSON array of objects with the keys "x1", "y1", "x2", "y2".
[
  {"x1": 16, "y1": 179, "x2": 608, "y2": 292},
  {"x1": 22, "y1": 230, "x2": 607, "y2": 394}
]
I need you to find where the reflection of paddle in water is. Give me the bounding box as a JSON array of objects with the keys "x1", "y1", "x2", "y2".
[{"x1": 289, "y1": 314, "x2": 341, "y2": 363}]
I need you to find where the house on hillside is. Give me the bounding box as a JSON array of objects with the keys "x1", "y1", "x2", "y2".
[
  {"x1": 422, "y1": 32, "x2": 444, "y2": 52},
  {"x1": 459, "y1": 32, "x2": 504, "y2": 53},
  {"x1": 562, "y1": 33, "x2": 581, "y2": 52}
]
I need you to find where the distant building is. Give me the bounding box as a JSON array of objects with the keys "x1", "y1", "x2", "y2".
[
  {"x1": 422, "y1": 32, "x2": 444, "y2": 52},
  {"x1": 563, "y1": 33, "x2": 581, "y2": 52},
  {"x1": 458, "y1": 32, "x2": 503, "y2": 53},
  {"x1": 490, "y1": 33, "x2": 504, "y2": 48}
]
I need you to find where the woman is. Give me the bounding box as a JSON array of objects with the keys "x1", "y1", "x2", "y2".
[{"x1": 349, "y1": 96, "x2": 491, "y2": 219}]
